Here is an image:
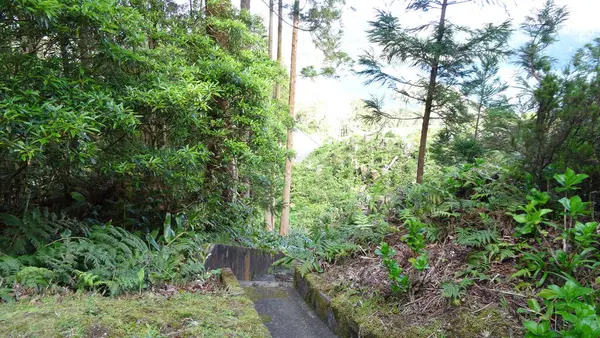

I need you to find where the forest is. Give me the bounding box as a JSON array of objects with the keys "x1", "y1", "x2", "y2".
[{"x1": 0, "y1": 0, "x2": 599, "y2": 337}]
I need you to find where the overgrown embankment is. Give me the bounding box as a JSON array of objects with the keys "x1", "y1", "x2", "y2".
[{"x1": 281, "y1": 135, "x2": 600, "y2": 337}]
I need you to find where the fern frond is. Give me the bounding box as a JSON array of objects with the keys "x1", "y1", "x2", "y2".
[
  {"x1": 456, "y1": 228, "x2": 498, "y2": 247},
  {"x1": 0, "y1": 256, "x2": 21, "y2": 278}
]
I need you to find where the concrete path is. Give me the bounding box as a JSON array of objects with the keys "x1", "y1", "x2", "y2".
[{"x1": 240, "y1": 281, "x2": 338, "y2": 338}]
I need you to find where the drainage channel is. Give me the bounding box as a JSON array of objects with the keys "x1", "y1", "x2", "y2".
[
  {"x1": 205, "y1": 244, "x2": 337, "y2": 338},
  {"x1": 239, "y1": 279, "x2": 337, "y2": 338}
]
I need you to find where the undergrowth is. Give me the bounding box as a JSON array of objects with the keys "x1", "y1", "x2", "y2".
[{"x1": 0, "y1": 211, "x2": 213, "y2": 300}]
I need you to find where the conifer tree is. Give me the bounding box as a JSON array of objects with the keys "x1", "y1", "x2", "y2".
[{"x1": 357, "y1": 0, "x2": 511, "y2": 183}]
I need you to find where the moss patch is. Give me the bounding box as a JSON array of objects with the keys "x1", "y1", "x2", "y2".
[
  {"x1": 242, "y1": 286, "x2": 288, "y2": 302},
  {"x1": 259, "y1": 314, "x2": 272, "y2": 323},
  {"x1": 0, "y1": 291, "x2": 271, "y2": 338}
]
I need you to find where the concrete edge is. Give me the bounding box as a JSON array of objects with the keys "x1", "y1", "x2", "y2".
[
  {"x1": 219, "y1": 267, "x2": 246, "y2": 296},
  {"x1": 218, "y1": 267, "x2": 274, "y2": 338},
  {"x1": 294, "y1": 269, "x2": 379, "y2": 338}
]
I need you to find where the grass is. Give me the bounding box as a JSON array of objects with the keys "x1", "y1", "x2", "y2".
[{"x1": 0, "y1": 291, "x2": 271, "y2": 338}]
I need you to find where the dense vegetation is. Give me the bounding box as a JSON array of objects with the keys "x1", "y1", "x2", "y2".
[
  {"x1": 0, "y1": 0, "x2": 286, "y2": 297},
  {"x1": 1, "y1": 0, "x2": 600, "y2": 337},
  {"x1": 281, "y1": 1, "x2": 600, "y2": 336}
]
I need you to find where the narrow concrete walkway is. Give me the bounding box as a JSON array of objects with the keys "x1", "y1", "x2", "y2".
[{"x1": 240, "y1": 281, "x2": 337, "y2": 338}]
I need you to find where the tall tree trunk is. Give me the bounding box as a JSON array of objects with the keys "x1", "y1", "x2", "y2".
[
  {"x1": 416, "y1": 0, "x2": 448, "y2": 184},
  {"x1": 264, "y1": 0, "x2": 280, "y2": 231},
  {"x1": 474, "y1": 100, "x2": 483, "y2": 140},
  {"x1": 274, "y1": 0, "x2": 284, "y2": 98},
  {"x1": 268, "y1": 0, "x2": 274, "y2": 58},
  {"x1": 280, "y1": 0, "x2": 300, "y2": 236},
  {"x1": 240, "y1": 0, "x2": 250, "y2": 10}
]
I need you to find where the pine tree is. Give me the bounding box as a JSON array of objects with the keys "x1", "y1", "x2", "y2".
[
  {"x1": 461, "y1": 55, "x2": 509, "y2": 140},
  {"x1": 357, "y1": 0, "x2": 511, "y2": 183},
  {"x1": 280, "y1": 0, "x2": 300, "y2": 236}
]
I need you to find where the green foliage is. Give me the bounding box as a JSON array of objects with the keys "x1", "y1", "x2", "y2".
[
  {"x1": 554, "y1": 168, "x2": 589, "y2": 193},
  {"x1": 0, "y1": 0, "x2": 287, "y2": 233},
  {"x1": 0, "y1": 212, "x2": 213, "y2": 298},
  {"x1": 15, "y1": 267, "x2": 54, "y2": 289},
  {"x1": 291, "y1": 135, "x2": 414, "y2": 230},
  {"x1": 401, "y1": 215, "x2": 426, "y2": 253},
  {"x1": 375, "y1": 242, "x2": 409, "y2": 293},
  {"x1": 440, "y1": 279, "x2": 472, "y2": 306},
  {"x1": 408, "y1": 252, "x2": 430, "y2": 272},
  {"x1": 523, "y1": 280, "x2": 600, "y2": 337},
  {"x1": 509, "y1": 189, "x2": 553, "y2": 236},
  {"x1": 431, "y1": 133, "x2": 485, "y2": 167},
  {"x1": 455, "y1": 228, "x2": 498, "y2": 247},
  {"x1": 277, "y1": 215, "x2": 388, "y2": 276},
  {"x1": 0, "y1": 209, "x2": 90, "y2": 255}
]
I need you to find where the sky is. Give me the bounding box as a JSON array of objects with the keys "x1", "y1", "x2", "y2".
[
  {"x1": 248, "y1": 0, "x2": 600, "y2": 116},
  {"x1": 238, "y1": 0, "x2": 600, "y2": 158}
]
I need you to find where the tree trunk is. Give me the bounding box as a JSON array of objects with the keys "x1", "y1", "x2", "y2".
[
  {"x1": 240, "y1": 0, "x2": 250, "y2": 10},
  {"x1": 279, "y1": 0, "x2": 300, "y2": 236},
  {"x1": 474, "y1": 101, "x2": 483, "y2": 140},
  {"x1": 274, "y1": 0, "x2": 284, "y2": 99},
  {"x1": 264, "y1": 206, "x2": 274, "y2": 231},
  {"x1": 268, "y1": 0, "x2": 274, "y2": 58},
  {"x1": 416, "y1": 0, "x2": 448, "y2": 184},
  {"x1": 264, "y1": 0, "x2": 280, "y2": 231}
]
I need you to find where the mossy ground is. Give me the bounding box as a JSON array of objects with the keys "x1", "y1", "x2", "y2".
[{"x1": 0, "y1": 291, "x2": 271, "y2": 338}]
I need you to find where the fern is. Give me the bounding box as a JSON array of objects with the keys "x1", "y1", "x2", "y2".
[
  {"x1": 0, "y1": 256, "x2": 21, "y2": 278},
  {"x1": 441, "y1": 279, "x2": 473, "y2": 305},
  {"x1": 0, "y1": 209, "x2": 91, "y2": 255},
  {"x1": 456, "y1": 228, "x2": 498, "y2": 247},
  {"x1": 441, "y1": 281, "x2": 462, "y2": 300},
  {"x1": 348, "y1": 212, "x2": 372, "y2": 228}
]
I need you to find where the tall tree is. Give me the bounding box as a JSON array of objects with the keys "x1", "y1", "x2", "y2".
[
  {"x1": 515, "y1": 0, "x2": 569, "y2": 188},
  {"x1": 274, "y1": 0, "x2": 284, "y2": 99},
  {"x1": 280, "y1": 0, "x2": 300, "y2": 236},
  {"x1": 265, "y1": 0, "x2": 284, "y2": 231},
  {"x1": 268, "y1": 0, "x2": 274, "y2": 58},
  {"x1": 357, "y1": 0, "x2": 511, "y2": 183},
  {"x1": 278, "y1": 0, "x2": 347, "y2": 235},
  {"x1": 514, "y1": 0, "x2": 600, "y2": 194}
]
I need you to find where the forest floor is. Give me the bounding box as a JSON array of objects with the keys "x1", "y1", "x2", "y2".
[
  {"x1": 0, "y1": 281, "x2": 269, "y2": 338},
  {"x1": 312, "y1": 230, "x2": 524, "y2": 337}
]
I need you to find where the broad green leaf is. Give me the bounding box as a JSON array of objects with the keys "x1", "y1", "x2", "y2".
[{"x1": 71, "y1": 191, "x2": 86, "y2": 202}]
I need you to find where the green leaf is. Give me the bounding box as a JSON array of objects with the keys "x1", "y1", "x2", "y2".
[
  {"x1": 137, "y1": 268, "x2": 145, "y2": 282},
  {"x1": 537, "y1": 288, "x2": 558, "y2": 300},
  {"x1": 528, "y1": 298, "x2": 542, "y2": 313},
  {"x1": 70, "y1": 191, "x2": 86, "y2": 202},
  {"x1": 163, "y1": 212, "x2": 175, "y2": 243}
]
